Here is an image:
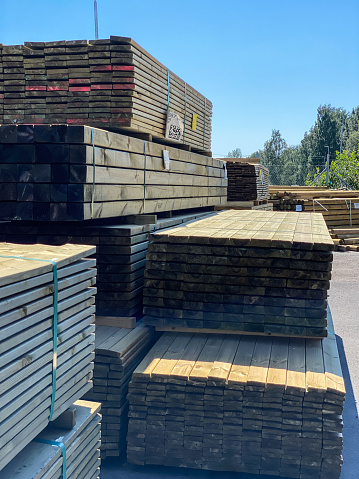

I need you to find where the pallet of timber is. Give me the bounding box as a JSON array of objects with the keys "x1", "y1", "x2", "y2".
[
  {"x1": 0, "y1": 124, "x2": 226, "y2": 221},
  {"x1": 127, "y1": 309, "x2": 345, "y2": 478},
  {"x1": 0, "y1": 37, "x2": 212, "y2": 154},
  {"x1": 1, "y1": 400, "x2": 101, "y2": 479},
  {"x1": 303, "y1": 198, "x2": 359, "y2": 228},
  {"x1": 83, "y1": 322, "x2": 156, "y2": 458},
  {"x1": 0, "y1": 243, "x2": 97, "y2": 472},
  {"x1": 0, "y1": 210, "x2": 214, "y2": 318},
  {"x1": 330, "y1": 227, "x2": 359, "y2": 246},
  {"x1": 225, "y1": 161, "x2": 269, "y2": 202},
  {"x1": 143, "y1": 210, "x2": 334, "y2": 338}
]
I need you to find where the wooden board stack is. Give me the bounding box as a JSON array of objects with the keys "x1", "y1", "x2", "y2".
[
  {"x1": 0, "y1": 37, "x2": 212, "y2": 154},
  {"x1": 143, "y1": 210, "x2": 334, "y2": 338},
  {"x1": 0, "y1": 243, "x2": 97, "y2": 471},
  {"x1": 1, "y1": 400, "x2": 101, "y2": 479},
  {"x1": 0, "y1": 210, "x2": 214, "y2": 317},
  {"x1": 0, "y1": 124, "x2": 226, "y2": 221},
  {"x1": 225, "y1": 161, "x2": 269, "y2": 202},
  {"x1": 127, "y1": 310, "x2": 345, "y2": 478},
  {"x1": 83, "y1": 323, "x2": 156, "y2": 458},
  {"x1": 303, "y1": 198, "x2": 359, "y2": 228}
]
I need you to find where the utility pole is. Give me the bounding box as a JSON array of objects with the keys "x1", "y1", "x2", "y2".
[
  {"x1": 325, "y1": 146, "x2": 330, "y2": 187},
  {"x1": 94, "y1": 1, "x2": 99, "y2": 40}
]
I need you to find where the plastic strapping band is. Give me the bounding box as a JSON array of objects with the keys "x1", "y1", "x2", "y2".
[
  {"x1": 0, "y1": 255, "x2": 58, "y2": 421},
  {"x1": 203, "y1": 98, "x2": 207, "y2": 149},
  {"x1": 143, "y1": 141, "x2": 147, "y2": 212},
  {"x1": 33, "y1": 439, "x2": 66, "y2": 478},
  {"x1": 167, "y1": 69, "x2": 170, "y2": 110},
  {"x1": 183, "y1": 82, "x2": 187, "y2": 143},
  {"x1": 91, "y1": 128, "x2": 96, "y2": 219}
]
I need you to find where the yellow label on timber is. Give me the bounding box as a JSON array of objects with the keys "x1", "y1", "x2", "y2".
[{"x1": 191, "y1": 114, "x2": 197, "y2": 131}]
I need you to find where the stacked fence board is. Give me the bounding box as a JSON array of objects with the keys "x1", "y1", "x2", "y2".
[
  {"x1": 1, "y1": 400, "x2": 101, "y2": 479},
  {"x1": 225, "y1": 161, "x2": 269, "y2": 202},
  {"x1": 0, "y1": 37, "x2": 212, "y2": 153},
  {"x1": 83, "y1": 322, "x2": 156, "y2": 458},
  {"x1": 0, "y1": 124, "x2": 226, "y2": 221},
  {"x1": 143, "y1": 210, "x2": 334, "y2": 337},
  {"x1": 127, "y1": 311, "x2": 345, "y2": 478},
  {"x1": 0, "y1": 243, "x2": 97, "y2": 471},
  {"x1": 303, "y1": 198, "x2": 359, "y2": 228},
  {"x1": 0, "y1": 210, "x2": 214, "y2": 317}
]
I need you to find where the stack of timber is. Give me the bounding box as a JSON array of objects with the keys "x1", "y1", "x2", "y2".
[
  {"x1": 83, "y1": 322, "x2": 156, "y2": 458},
  {"x1": 303, "y1": 197, "x2": 359, "y2": 228},
  {"x1": 127, "y1": 310, "x2": 345, "y2": 478},
  {"x1": 0, "y1": 124, "x2": 226, "y2": 221},
  {"x1": 0, "y1": 210, "x2": 214, "y2": 317},
  {"x1": 0, "y1": 243, "x2": 97, "y2": 471},
  {"x1": 1, "y1": 400, "x2": 101, "y2": 479},
  {"x1": 329, "y1": 227, "x2": 359, "y2": 252},
  {"x1": 0, "y1": 37, "x2": 212, "y2": 154},
  {"x1": 225, "y1": 160, "x2": 269, "y2": 202},
  {"x1": 143, "y1": 210, "x2": 334, "y2": 338}
]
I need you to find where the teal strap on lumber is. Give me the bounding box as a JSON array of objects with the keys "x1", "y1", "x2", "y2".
[
  {"x1": 33, "y1": 438, "x2": 67, "y2": 478},
  {"x1": 0, "y1": 255, "x2": 59, "y2": 421},
  {"x1": 143, "y1": 140, "x2": 147, "y2": 211}
]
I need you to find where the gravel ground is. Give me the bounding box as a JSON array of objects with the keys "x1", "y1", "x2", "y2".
[{"x1": 101, "y1": 251, "x2": 359, "y2": 479}]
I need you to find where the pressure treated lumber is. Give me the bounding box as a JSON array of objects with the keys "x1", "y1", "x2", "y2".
[
  {"x1": 0, "y1": 124, "x2": 226, "y2": 221},
  {"x1": 0, "y1": 209, "x2": 214, "y2": 318},
  {"x1": 1, "y1": 400, "x2": 101, "y2": 479},
  {"x1": 127, "y1": 309, "x2": 345, "y2": 477},
  {"x1": 83, "y1": 322, "x2": 156, "y2": 458},
  {"x1": 0, "y1": 243, "x2": 97, "y2": 472},
  {"x1": 225, "y1": 161, "x2": 269, "y2": 202},
  {"x1": 143, "y1": 210, "x2": 334, "y2": 337},
  {"x1": 0, "y1": 37, "x2": 212, "y2": 153}
]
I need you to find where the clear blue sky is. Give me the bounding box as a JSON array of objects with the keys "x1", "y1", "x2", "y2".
[{"x1": 1, "y1": 0, "x2": 358, "y2": 157}]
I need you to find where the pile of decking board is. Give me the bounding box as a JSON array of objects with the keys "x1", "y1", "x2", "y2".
[
  {"x1": 0, "y1": 210, "x2": 214, "y2": 317},
  {"x1": 225, "y1": 160, "x2": 269, "y2": 202},
  {"x1": 143, "y1": 210, "x2": 334, "y2": 337},
  {"x1": 127, "y1": 310, "x2": 345, "y2": 478},
  {"x1": 84, "y1": 322, "x2": 156, "y2": 458},
  {"x1": 0, "y1": 243, "x2": 97, "y2": 471},
  {"x1": 0, "y1": 37, "x2": 212, "y2": 153},
  {"x1": 0, "y1": 124, "x2": 226, "y2": 221},
  {"x1": 1, "y1": 400, "x2": 101, "y2": 479}
]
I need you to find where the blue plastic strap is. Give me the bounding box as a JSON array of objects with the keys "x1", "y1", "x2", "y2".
[
  {"x1": 33, "y1": 439, "x2": 66, "y2": 478},
  {"x1": 0, "y1": 255, "x2": 58, "y2": 421},
  {"x1": 143, "y1": 141, "x2": 147, "y2": 211}
]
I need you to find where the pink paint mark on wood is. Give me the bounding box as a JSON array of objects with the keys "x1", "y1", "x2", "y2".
[
  {"x1": 25, "y1": 86, "x2": 47, "y2": 91},
  {"x1": 47, "y1": 86, "x2": 68, "y2": 91},
  {"x1": 112, "y1": 65, "x2": 135, "y2": 71},
  {"x1": 67, "y1": 118, "x2": 87, "y2": 124},
  {"x1": 113, "y1": 84, "x2": 135, "y2": 90},
  {"x1": 69, "y1": 86, "x2": 91, "y2": 92},
  {"x1": 91, "y1": 84, "x2": 112, "y2": 90}
]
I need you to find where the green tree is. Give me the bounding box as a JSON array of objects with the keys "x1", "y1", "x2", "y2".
[
  {"x1": 226, "y1": 147, "x2": 242, "y2": 158},
  {"x1": 260, "y1": 129, "x2": 287, "y2": 184}
]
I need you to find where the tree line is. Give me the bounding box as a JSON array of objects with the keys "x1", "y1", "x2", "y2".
[{"x1": 228, "y1": 105, "x2": 359, "y2": 188}]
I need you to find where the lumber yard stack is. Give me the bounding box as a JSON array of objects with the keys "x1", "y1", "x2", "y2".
[
  {"x1": 225, "y1": 159, "x2": 269, "y2": 202},
  {"x1": 0, "y1": 243, "x2": 100, "y2": 473},
  {"x1": 127, "y1": 209, "x2": 345, "y2": 478},
  {"x1": 83, "y1": 322, "x2": 156, "y2": 458},
  {"x1": 1, "y1": 400, "x2": 101, "y2": 479},
  {"x1": 330, "y1": 227, "x2": 359, "y2": 251},
  {"x1": 0, "y1": 210, "x2": 215, "y2": 318},
  {"x1": 143, "y1": 210, "x2": 334, "y2": 338},
  {"x1": 127, "y1": 314, "x2": 344, "y2": 478},
  {"x1": 0, "y1": 36, "x2": 212, "y2": 154},
  {"x1": 0, "y1": 124, "x2": 226, "y2": 222}
]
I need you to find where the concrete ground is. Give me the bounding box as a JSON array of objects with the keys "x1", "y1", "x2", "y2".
[{"x1": 101, "y1": 251, "x2": 359, "y2": 479}]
